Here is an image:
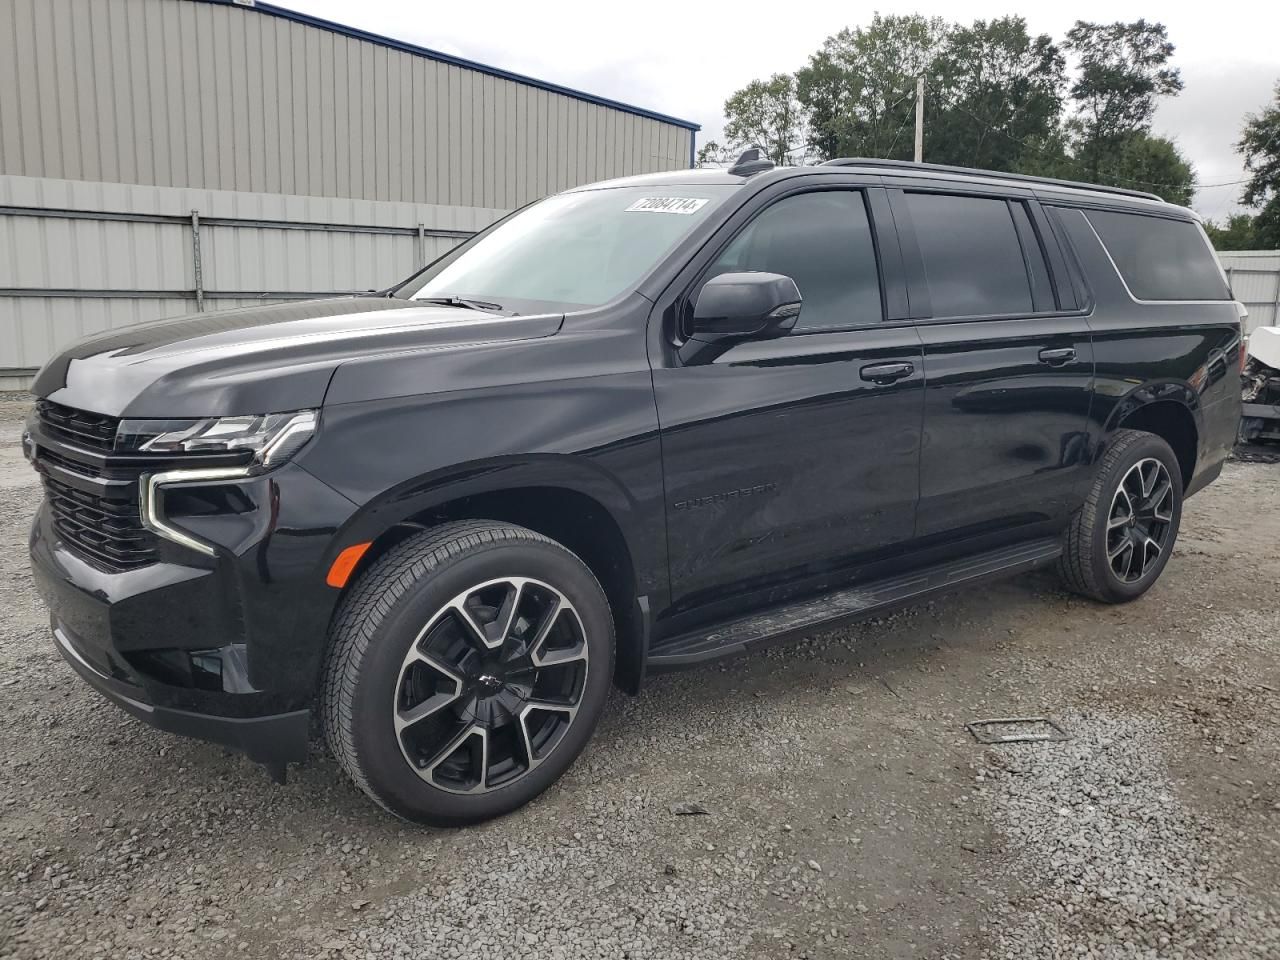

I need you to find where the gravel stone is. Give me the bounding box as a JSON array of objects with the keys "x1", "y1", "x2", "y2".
[{"x1": 0, "y1": 392, "x2": 1276, "y2": 959}]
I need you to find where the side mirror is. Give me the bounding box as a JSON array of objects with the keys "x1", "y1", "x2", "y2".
[{"x1": 690, "y1": 272, "x2": 802, "y2": 341}]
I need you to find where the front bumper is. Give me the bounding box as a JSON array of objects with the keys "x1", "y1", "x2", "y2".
[
  {"x1": 28, "y1": 457, "x2": 358, "y2": 773},
  {"x1": 1241, "y1": 401, "x2": 1280, "y2": 442},
  {"x1": 52, "y1": 618, "x2": 309, "y2": 772}
]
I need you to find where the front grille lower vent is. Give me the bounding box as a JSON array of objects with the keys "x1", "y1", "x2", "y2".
[{"x1": 41, "y1": 474, "x2": 159, "y2": 571}]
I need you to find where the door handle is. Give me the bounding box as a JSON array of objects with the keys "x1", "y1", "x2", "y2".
[
  {"x1": 860, "y1": 361, "x2": 915, "y2": 384},
  {"x1": 1038, "y1": 347, "x2": 1076, "y2": 366}
]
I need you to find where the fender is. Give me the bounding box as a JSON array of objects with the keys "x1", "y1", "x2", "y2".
[
  {"x1": 285, "y1": 450, "x2": 667, "y2": 692},
  {"x1": 320, "y1": 452, "x2": 655, "y2": 583},
  {"x1": 1083, "y1": 377, "x2": 1223, "y2": 498},
  {"x1": 1096, "y1": 378, "x2": 1203, "y2": 439}
]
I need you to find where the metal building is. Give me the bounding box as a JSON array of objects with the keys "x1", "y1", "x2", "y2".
[
  {"x1": 0, "y1": 0, "x2": 700, "y2": 388},
  {"x1": 1220, "y1": 251, "x2": 1280, "y2": 336}
]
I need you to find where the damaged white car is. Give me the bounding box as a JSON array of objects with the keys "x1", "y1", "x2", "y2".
[{"x1": 1242, "y1": 326, "x2": 1280, "y2": 444}]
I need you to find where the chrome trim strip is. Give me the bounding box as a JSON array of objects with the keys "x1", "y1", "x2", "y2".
[{"x1": 139, "y1": 467, "x2": 253, "y2": 557}]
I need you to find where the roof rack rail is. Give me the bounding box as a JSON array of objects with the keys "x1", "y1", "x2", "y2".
[{"x1": 820, "y1": 158, "x2": 1164, "y2": 202}]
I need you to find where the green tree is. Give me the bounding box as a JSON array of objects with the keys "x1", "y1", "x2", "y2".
[
  {"x1": 1238, "y1": 82, "x2": 1280, "y2": 248},
  {"x1": 722, "y1": 74, "x2": 807, "y2": 166},
  {"x1": 1254, "y1": 201, "x2": 1280, "y2": 249},
  {"x1": 1064, "y1": 20, "x2": 1183, "y2": 181},
  {"x1": 695, "y1": 140, "x2": 733, "y2": 167},
  {"x1": 787, "y1": 15, "x2": 1063, "y2": 168},
  {"x1": 720, "y1": 14, "x2": 1193, "y2": 201},
  {"x1": 1204, "y1": 213, "x2": 1260, "y2": 251},
  {"x1": 929, "y1": 17, "x2": 1066, "y2": 171},
  {"x1": 1104, "y1": 132, "x2": 1196, "y2": 204},
  {"x1": 794, "y1": 14, "x2": 946, "y2": 161}
]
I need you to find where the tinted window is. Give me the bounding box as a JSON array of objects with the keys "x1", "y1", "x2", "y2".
[
  {"x1": 1086, "y1": 210, "x2": 1230, "y2": 301},
  {"x1": 709, "y1": 191, "x2": 882, "y2": 331},
  {"x1": 905, "y1": 193, "x2": 1033, "y2": 317}
]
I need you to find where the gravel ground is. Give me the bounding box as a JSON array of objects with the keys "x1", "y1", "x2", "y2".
[{"x1": 1, "y1": 392, "x2": 1277, "y2": 959}]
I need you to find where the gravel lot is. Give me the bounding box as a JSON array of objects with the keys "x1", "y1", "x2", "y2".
[{"x1": 1, "y1": 392, "x2": 1277, "y2": 959}]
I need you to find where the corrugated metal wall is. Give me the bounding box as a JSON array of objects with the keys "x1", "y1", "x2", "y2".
[
  {"x1": 1220, "y1": 251, "x2": 1280, "y2": 336},
  {"x1": 0, "y1": 0, "x2": 700, "y2": 386},
  {"x1": 0, "y1": 0, "x2": 696, "y2": 209},
  {"x1": 0, "y1": 173, "x2": 505, "y2": 374}
]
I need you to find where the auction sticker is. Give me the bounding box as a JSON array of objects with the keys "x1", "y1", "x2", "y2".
[{"x1": 625, "y1": 197, "x2": 710, "y2": 215}]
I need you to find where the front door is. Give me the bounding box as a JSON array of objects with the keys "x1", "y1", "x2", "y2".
[{"x1": 651, "y1": 186, "x2": 925, "y2": 625}]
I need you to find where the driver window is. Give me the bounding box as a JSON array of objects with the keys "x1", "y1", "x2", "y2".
[{"x1": 708, "y1": 190, "x2": 883, "y2": 332}]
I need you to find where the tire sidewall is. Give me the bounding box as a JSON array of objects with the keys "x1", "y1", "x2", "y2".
[
  {"x1": 348, "y1": 538, "x2": 613, "y2": 826},
  {"x1": 1089, "y1": 435, "x2": 1184, "y2": 602}
]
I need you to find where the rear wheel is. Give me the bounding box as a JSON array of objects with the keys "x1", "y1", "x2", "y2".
[
  {"x1": 1058, "y1": 429, "x2": 1183, "y2": 603},
  {"x1": 322, "y1": 521, "x2": 614, "y2": 826}
]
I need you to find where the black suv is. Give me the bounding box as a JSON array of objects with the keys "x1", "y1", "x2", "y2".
[{"x1": 25, "y1": 157, "x2": 1242, "y2": 825}]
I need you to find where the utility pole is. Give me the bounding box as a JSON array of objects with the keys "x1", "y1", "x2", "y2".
[{"x1": 913, "y1": 75, "x2": 925, "y2": 163}]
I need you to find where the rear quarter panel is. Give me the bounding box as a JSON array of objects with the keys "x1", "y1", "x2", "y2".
[{"x1": 1052, "y1": 206, "x2": 1242, "y2": 491}]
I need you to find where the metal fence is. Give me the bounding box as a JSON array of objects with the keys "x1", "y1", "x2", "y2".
[
  {"x1": 1220, "y1": 250, "x2": 1280, "y2": 337},
  {"x1": 0, "y1": 173, "x2": 507, "y2": 389}
]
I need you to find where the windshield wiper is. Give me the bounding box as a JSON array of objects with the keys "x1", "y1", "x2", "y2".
[{"x1": 417, "y1": 295, "x2": 505, "y2": 313}]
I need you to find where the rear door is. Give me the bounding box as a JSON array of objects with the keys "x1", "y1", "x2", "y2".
[
  {"x1": 651, "y1": 182, "x2": 925, "y2": 624},
  {"x1": 887, "y1": 186, "x2": 1095, "y2": 542}
]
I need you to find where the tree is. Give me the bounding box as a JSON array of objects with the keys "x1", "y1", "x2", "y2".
[
  {"x1": 1100, "y1": 132, "x2": 1196, "y2": 204},
  {"x1": 695, "y1": 140, "x2": 733, "y2": 167},
  {"x1": 1064, "y1": 20, "x2": 1183, "y2": 180},
  {"x1": 1204, "y1": 213, "x2": 1259, "y2": 251},
  {"x1": 721, "y1": 74, "x2": 807, "y2": 166},
  {"x1": 794, "y1": 14, "x2": 946, "y2": 161},
  {"x1": 720, "y1": 15, "x2": 1194, "y2": 201},
  {"x1": 928, "y1": 17, "x2": 1066, "y2": 171},
  {"x1": 1254, "y1": 200, "x2": 1280, "y2": 249},
  {"x1": 1237, "y1": 82, "x2": 1280, "y2": 248},
  {"x1": 788, "y1": 15, "x2": 1063, "y2": 169}
]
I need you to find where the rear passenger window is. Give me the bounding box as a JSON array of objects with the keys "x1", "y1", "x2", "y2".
[
  {"x1": 905, "y1": 193, "x2": 1033, "y2": 317},
  {"x1": 1085, "y1": 210, "x2": 1230, "y2": 301},
  {"x1": 709, "y1": 190, "x2": 883, "y2": 331}
]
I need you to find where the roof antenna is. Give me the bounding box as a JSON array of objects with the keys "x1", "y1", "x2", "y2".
[{"x1": 728, "y1": 147, "x2": 776, "y2": 177}]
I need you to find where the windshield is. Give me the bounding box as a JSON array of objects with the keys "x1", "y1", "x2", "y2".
[{"x1": 401, "y1": 185, "x2": 736, "y2": 311}]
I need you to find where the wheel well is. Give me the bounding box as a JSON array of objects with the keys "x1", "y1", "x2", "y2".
[
  {"x1": 351, "y1": 487, "x2": 643, "y2": 691},
  {"x1": 1117, "y1": 401, "x2": 1198, "y2": 487}
]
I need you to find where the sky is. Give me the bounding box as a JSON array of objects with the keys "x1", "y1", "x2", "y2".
[{"x1": 280, "y1": 0, "x2": 1278, "y2": 221}]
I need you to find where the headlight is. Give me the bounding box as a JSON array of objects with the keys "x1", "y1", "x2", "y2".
[{"x1": 118, "y1": 410, "x2": 318, "y2": 467}]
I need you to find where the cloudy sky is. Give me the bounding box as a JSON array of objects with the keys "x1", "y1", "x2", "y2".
[{"x1": 284, "y1": 0, "x2": 1277, "y2": 220}]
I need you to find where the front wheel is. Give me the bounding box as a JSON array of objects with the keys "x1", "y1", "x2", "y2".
[
  {"x1": 322, "y1": 521, "x2": 614, "y2": 826},
  {"x1": 1058, "y1": 429, "x2": 1184, "y2": 603}
]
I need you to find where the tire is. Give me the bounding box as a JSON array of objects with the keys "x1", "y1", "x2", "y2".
[
  {"x1": 1058, "y1": 429, "x2": 1184, "y2": 604},
  {"x1": 321, "y1": 520, "x2": 614, "y2": 826}
]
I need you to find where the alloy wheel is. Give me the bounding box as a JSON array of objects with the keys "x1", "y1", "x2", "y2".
[
  {"x1": 392, "y1": 577, "x2": 589, "y2": 794},
  {"x1": 1105, "y1": 457, "x2": 1175, "y2": 583}
]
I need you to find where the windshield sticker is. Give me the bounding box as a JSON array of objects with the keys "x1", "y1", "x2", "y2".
[{"x1": 625, "y1": 197, "x2": 710, "y2": 215}]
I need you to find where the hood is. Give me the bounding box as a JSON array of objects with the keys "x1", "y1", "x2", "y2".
[{"x1": 32, "y1": 297, "x2": 563, "y2": 417}]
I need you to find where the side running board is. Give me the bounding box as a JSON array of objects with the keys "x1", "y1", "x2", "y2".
[{"x1": 646, "y1": 538, "x2": 1062, "y2": 670}]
